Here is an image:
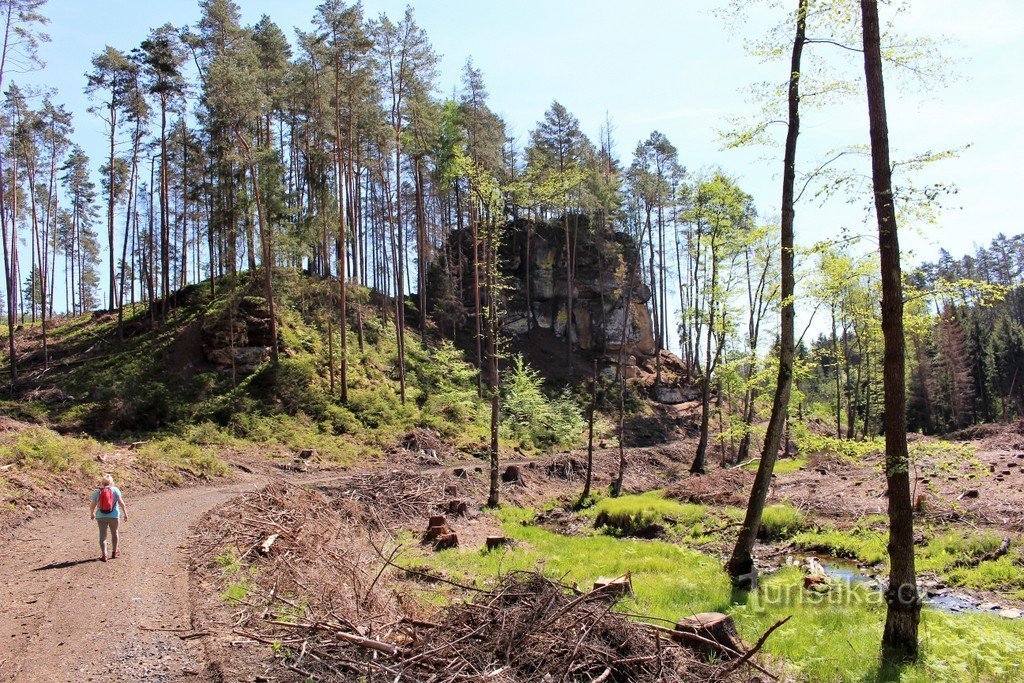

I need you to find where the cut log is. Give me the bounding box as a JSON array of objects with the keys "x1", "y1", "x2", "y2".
[
  {"x1": 259, "y1": 534, "x2": 279, "y2": 555},
  {"x1": 501, "y1": 465, "x2": 524, "y2": 485},
  {"x1": 485, "y1": 536, "x2": 510, "y2": 551},
  {"x1": 593, "y1": 574, "x2": 632, "y2": 598},
  {"x1": 433, "y1": 533, "x2": 459, "y2": 551},
  {"x1": 673, "y1": 612, "x2": 744, "y2": 657}
]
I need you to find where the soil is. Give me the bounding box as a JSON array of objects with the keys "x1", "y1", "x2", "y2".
[{"x1": 0, "y1": 477, "x2": 261, "y2": 682}]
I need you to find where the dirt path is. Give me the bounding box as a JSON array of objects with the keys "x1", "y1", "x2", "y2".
[{"x1": 0, "y1": 477, "x2": 265, "y2": 682}]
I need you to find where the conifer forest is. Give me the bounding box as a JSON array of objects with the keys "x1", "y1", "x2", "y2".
[{"x1": 1, "y1": 1, "x2": 1023, "y2": 681}]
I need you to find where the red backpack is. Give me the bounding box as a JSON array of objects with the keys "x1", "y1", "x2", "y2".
[{"x1": 98, "y1": 486, "x2": 116, "y2": 514}]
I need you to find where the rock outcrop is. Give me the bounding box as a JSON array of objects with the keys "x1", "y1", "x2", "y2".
[
  {"x1": 200, "y1": 295, "x2": 274, "y2": 373},
  {"x1": 433, "y1": 218, "x2": 657, "y2": 360}
]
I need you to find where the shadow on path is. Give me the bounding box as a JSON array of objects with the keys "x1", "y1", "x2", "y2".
[{"x1": 33, "y1": 557, "x2": 100, "y2": 571}]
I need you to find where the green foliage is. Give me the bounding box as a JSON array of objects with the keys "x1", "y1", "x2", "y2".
[
  {"x1": 415, "y1": 340, "x2": 485, "y2": 437},
  {"x1": 500, "y1": 355, "x2": 585, "y2": 450}
]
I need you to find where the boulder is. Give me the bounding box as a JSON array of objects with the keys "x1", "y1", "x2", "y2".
[{"x1": 652, "y1": 385, "x2": 685, "y2": 405}]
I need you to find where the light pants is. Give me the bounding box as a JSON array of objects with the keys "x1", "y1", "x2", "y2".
[{"x1": 97, "y1": 518, "x2": 120, "y2": 556}]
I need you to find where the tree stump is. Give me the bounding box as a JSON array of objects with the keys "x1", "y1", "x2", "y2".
[
  {"x1": 485, "y1": 536, "x2": 510, "y2": 551},
  {"x1": 501, "y1": 465, "x2": 524, "y2": 485},
  {"x1": 593, "y1": 574, "x2": 632, "y2": 598},
  {"x1": 673, "y1": 613, "x2": 744, "y2": 657},
  {"x1": 423, "y1": 524, "x2": 450, "y2": 543},
  {"x1": 453, "y1": 467, "x2": 469, "y2": 479},
  {"x1": 433, "y1": 532, "x2": 459, "y2": 551},
  {"x1": 424, "y1": 515, "x2": 450, "y2": 543},
  {"x1": 443, "y1": 484, "x2": 459, "y2": 496},
  {"x1": 298, "y1": 448, "x2": 317, "y2": 460},
  {"x1": 447, "y1": 500, "x2": 468, "y2": 516}
]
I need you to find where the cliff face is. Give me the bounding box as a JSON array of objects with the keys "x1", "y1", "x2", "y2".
[{"x1": 434, "y1": 218, "x2": 656, "y2": 360}]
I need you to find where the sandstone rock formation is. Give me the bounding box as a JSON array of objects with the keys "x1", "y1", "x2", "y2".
[{"x1": 433, "y1": 218, "x2": 657, "y2": 361}]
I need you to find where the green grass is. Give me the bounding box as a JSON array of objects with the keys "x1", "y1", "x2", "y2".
[
  {"x1": 792, "y1": 526, "x2": 890, "y2": 565},
  {"x1": 412, "y1": 507, "x2": 1024, "y2": 682},
  {"x1": 758, "y1": 503, "x2": 807, "y2": 540},
  {"x1": 741, "y1": 456, "x2": 807, "y2": 474},
  {"x1": 589, "y1": 491, "x2": 706, "y2": 536},
  {"x1": 0, "y1": 428, "x2": 103, "y2": 477},
  {"x1": 135, "y1": 438, "x2": 229, "y2": 485}
]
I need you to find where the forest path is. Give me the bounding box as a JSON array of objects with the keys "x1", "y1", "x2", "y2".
[{"x1": 0, "y1": 475, "x2": 271, "y2": 682}]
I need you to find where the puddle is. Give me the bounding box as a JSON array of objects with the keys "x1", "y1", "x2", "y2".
[{"x1": 797, "y1": 555, "x2": 1019, "y2": 618}]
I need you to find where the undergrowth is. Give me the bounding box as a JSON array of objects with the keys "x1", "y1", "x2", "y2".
[{"x1": 414, "y1": 507, "x2": 1024, "y2": 682}]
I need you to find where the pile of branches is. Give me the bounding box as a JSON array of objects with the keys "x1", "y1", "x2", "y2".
[
  {"x1": 667, "y1": 467, "x2": 754, "y2": 507},
  {"x1": 193, "y1": 482, "x2": 400, "y2": 634},
  {"x1": 545, "y1": 455, "x2": 588, "y2": 481},
  {"x1": 325, "y1": 469, "x2": 457, "y2": 528},
  {"x1": 261, "y1": 571, "x2": 747, "y2": 682}
]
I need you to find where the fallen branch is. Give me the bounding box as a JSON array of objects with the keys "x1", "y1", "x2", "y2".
[{"x1": 722, "y1": 615, "x2": 791, "y2": 677}]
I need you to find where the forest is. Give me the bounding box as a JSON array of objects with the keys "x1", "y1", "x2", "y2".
[{"x1": 1, "y1": 0, "x2": 1023, "y2": 682}]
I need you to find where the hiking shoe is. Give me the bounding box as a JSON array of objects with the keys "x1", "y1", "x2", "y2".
[
  {"x1": 112, "y1": 550, "x2": 120, "y2": 559},
  {"x1": 101, "y1": 554, "x2": 107, "y2": 562}
]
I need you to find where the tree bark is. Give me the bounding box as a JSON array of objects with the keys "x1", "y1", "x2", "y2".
[
  {"x1": 726, "y1": 0, "x2": 805, "y2": 588},
  {"x1": 861, "y1": 0, "x2": 920, "y2": 661}
]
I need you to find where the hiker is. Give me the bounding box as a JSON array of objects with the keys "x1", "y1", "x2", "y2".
[{"x1": 89, "y1": 474, "x2": 128, "y2": 562}]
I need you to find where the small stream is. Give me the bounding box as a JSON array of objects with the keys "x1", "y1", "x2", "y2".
[{"x1": 805, "y1": 555, "x2": 1021, "y2": 618}]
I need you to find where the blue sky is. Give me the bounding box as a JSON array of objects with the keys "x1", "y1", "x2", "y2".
[{"x1": 24, "y1": 0, "x2": 1024, "y2": 296}]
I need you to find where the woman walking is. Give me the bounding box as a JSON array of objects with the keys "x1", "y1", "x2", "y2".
[{"x1": 89, "y1": 474, "x2": 128, "y2": 561}]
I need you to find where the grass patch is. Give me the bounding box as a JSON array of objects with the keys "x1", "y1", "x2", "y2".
[
  {"x1": 0, "y1": 428, "x2": 103, "y2": 477},
  {"x1": 741, "y1": 456, "x2": 806, "y2": 475},
  {"x1": 792, "y1": 526, "x2": 889, "y2": 565},
  {"x1": 412, "y1": 507, "x2": 1024, "y2": 682},
  {"x1": 757, "y1": 503, "x2": 807, "y2": 540},
  {"x1": 590, "y1": 491, "x2": 706, "y2": 537},
  {"x1": 135, "y1": 438, "x2": 229, "y2": 485}
]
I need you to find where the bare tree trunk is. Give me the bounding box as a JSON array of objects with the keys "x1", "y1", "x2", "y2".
[
  {"x1": 485, "y1": 219, "x2": 500, "y2": 508},
  {"x1": 582, "y1": 358, "x2": 597, "y2": 501},
  {"x1": 861, "y1": 0, "x2": 920, "y2": 661},
  {"x1": 726, "y1": 0, "x2": 805, "y2": 588},
  {"x1": 236, "y1": 130, "x2": 280, "y2": 364}
]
